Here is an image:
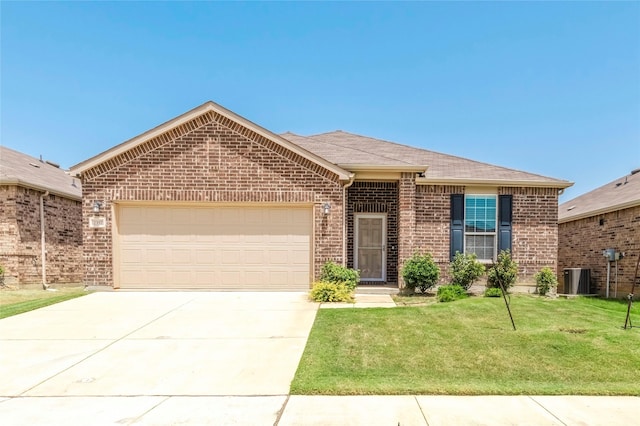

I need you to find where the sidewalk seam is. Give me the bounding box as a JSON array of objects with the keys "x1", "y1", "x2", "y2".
[
  {"x1": 528, "y1": 396, "x2": 567, "y2": 426},
  {"x1": 414, "y1": 395, "x2": 430, "y2": 426},
  {"x1": 273, "y1": 394, "x2": 290, "y2": 426}
]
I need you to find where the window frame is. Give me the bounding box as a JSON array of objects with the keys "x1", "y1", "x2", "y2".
[{"x1": 463, "y1": 194, "x2": 498, "y2": 262}]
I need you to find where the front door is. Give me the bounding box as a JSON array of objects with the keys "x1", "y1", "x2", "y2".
[{"x1": 355, "y1": 214, "x2": 386, "y2": 282}]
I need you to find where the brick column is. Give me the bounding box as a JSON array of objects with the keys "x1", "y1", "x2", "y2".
[{"x1": 397, "y1": 173, "x2": 416, "y2": 287}]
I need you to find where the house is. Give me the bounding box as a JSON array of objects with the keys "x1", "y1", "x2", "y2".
[
  {"x1": 0, "y1": 146, "x2": 83, "y2": 287},
  {"x1": 69, "y1": 101, "x2": 571, "y2": 291},
  {"x1": 558, "y1": 169, "x2": 640, "y2": 297}
]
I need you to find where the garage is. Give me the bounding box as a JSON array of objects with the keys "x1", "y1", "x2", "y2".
[{"x1": 115, "y1": 204, "x2": 313, "y2": 290}]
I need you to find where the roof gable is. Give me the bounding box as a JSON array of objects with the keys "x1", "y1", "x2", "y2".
[
  {"x1": 70, "y1": 101, "x2": 352, "y2": 181},
  {"x1": 0, "y1": 146, "x2": 81, "y2": 200},
  {"x1": 559, "y1": 169, "x2": 640, "y2": 222}
]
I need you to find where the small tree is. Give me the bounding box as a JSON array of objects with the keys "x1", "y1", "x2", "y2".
[
  {"x1": 534, "y1": 267, "x2": 558, "y2": 296},
  {"x1": 320, "y1": 261, "x2": 360, "y2": 291},
  {"x1": 402, "y1": 252, "x2": 440, "y2": 293},
  {"x1": 449, "y1": 252, "x2": 485, "y2": 290},
  {"x1": 487, "y1": 250, "x2": 518, "y2": 291}
]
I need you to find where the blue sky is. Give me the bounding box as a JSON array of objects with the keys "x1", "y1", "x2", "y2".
[{"x1": 2, "y1": 2, "x2": 639, "y2": 201}]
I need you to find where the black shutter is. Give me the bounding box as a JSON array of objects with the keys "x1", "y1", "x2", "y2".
[
  {"x1": 450, "y1": 194, "x2": 464, "y2": 261},
  {"x1": 498, "y1": 194, "x2": 512, "y2": 253}
]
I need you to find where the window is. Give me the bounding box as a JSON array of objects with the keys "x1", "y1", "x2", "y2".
[
  {"x1": 464, "y1": 195, "x2": 496, "y2": 260},
  {"x1": 450, "y1": 194, "x2": 512, "y2": 262}
]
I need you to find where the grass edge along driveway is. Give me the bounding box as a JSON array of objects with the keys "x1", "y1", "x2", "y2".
[
  {"x1": 0, "y1": 287, "x2": 88, "y2": 319},
  {"x1": 291, "y1": 296, "x2": 640, "y2": 396}
]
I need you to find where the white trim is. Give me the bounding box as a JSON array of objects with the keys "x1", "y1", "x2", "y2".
[
  {"x1": 354, "y1": 213, "x2": 387, "y2": 282},
  {"x1": 464, "y1": 194, "x2": 498, "y2": 261},
  {"x1": 416, "y1": 177, "x2": 572, "y2": 189}
]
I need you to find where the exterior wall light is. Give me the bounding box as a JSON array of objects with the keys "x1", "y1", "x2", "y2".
[
  {"x1": 93, "y1": 201, "x2": 103, "y2": 213},
  {"x1": 322, "y1": 202, "x2": 331, "y2": 215}
]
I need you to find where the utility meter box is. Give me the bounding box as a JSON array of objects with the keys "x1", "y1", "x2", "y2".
[{"x1": 603, "y1": 248, "x2": 616, "y2": 262}]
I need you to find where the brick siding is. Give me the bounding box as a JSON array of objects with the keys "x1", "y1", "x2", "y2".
[
  {"x1": 411, "y1": 185, "x2": 559, "y2": 287},
  {"x1": 81, "y1": 112, "x2": 344, "y2": 287},
  {"x1": 558, "y1": 205, "x2": 640, "y2": 296},
  {"x1": 346, "y1": 181, "x2": 398, "y2": 284},
  {"x1": 0, "y1": 185, "x2": 83, "y2": 285}
]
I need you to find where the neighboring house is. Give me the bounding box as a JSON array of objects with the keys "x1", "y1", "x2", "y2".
[
  {"x1": 69, "y1": 101, "x2": 571, "y2": 291},
  {"x1": 0, "y1": 146, "x2": 83, "y2": 286},
  {"x1": 558, "y1": 170, "x2": 640, "y2": 297}
]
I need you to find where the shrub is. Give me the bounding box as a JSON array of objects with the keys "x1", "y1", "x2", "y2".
[
  {"x1": 436, "y1": 284, "x2": 468, "y2": 302},
  {"x1": 487, "y1": 250, "x2": 518, "y2": 290},
  {"x1": 449, "y1": 252, "x2": 485, "y2": 290},
  {"x1": 484, "y1": 287, "x2": 503, "y2": 297},
  {"x1": 320, "y1": 261, "x2": 359, "y2": 291},
  {"x1": 310, "y1": 281, "x2": 354, "y2": 303},
  {"x1": 535, "y1": 267, "x2": 558, "y2": 296},
  {"x1": 402, "y1": 252, "x2": 440, "y2": 293}
]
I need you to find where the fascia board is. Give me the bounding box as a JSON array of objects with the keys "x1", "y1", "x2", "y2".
[
  {"x1": 416, "y1": 177, "x2": 573, "y2": 189},
  {"x1": 558, "y1": 200, "x2": 640, "y2": 223},
  {"x1": 0, "y1": 178, "x2": 82, "y2": 201}
]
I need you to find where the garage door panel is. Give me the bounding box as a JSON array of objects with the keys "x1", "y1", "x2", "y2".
[{"x1": 117, "y1": 205, "x2": 312, "y2": 290}]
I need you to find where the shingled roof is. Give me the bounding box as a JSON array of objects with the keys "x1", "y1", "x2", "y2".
[
  {"x1": 0, "y1": 146, "x2": 81, "y2": 200},
  {"x1": 558, "y1": 169, "x2": 640, "y2": 223},
  {"x1": 281, "y1": 130, "x2": 571, "y2": 187}
]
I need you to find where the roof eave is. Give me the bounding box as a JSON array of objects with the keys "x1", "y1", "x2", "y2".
[
  {"x1": 70, "y1": 101, "x2": 352, "y2": 181},
  {"x1": 558, "y1": 200, "x2": 640, "y2": 223},
  {"x1": 0, "y1": 178, "x2": 82, "y2": 201},
  {"x1": 416, "y1": 177, "x2": 573, "y2": 189},
  {"x1": 339, "y1": 164, "x2": 428, "y2": 173}
]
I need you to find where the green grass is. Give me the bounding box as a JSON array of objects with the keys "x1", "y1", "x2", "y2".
[
  {"x1": 291, "y1": 295, "x2": 640, "y2": 395},
  {"x1": 0, "y1": 287, "x2": 88, "y2": 319}
]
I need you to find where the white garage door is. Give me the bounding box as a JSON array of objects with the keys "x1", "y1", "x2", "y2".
[{"x1": 116, "y1": 204, "x2": 312, "y2": 290}]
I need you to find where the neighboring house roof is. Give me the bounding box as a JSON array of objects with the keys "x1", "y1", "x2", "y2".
[
  {"x1": 282, "y1": 130, "x2": 571, "y2": 188},
  {"x1": 0, "y1": 146, "x2": 82, "y2": 200},
  {"x1": 558, "y1": 169, "x2": 640, "y2": 223},
  {"x1": 70, "y1": 101, "x2": 352, "y2": 181}
]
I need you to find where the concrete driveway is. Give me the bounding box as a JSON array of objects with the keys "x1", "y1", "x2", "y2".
[{"x1": 0, "y1": 291, "x2": 318, "y2": 425}]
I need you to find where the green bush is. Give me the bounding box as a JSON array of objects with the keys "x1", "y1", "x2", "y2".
[
  {"x1": 402, "y1": 252, "x2": 440, "y2": 293},
  {"x1": 449, "y1": 252, "x2": 485, "y2": 290},
  {"x1": 320, "y1": 261, "x2": 360, "y2": 291},
  {"x1": 535, "y1": 267, "x2": 558, "y2": 296},
  {"x1": 436, "y1": 284, "x2": 468, "y2": 302},
  {"x1": 487, "y1": 250, "x2": 518, "y2": 290},
  {"x1": 310, "y1": 281, "x2": 354, "y2": 303},
  {"x1": 484, "y1": 287, "x2": 503, "y2": 297}
]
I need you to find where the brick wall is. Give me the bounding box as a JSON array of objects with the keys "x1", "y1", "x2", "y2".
[
  {"x1": 501, "y1": 187, "x2": 559, "y2": 285},
  {"x1": 81, "y1": 112, "x2": 344, "y2": 287},
  {"x1": 558, "y1": 206, "x2": 640, "y2": 296},
  {"x1": 397, "y1": 173, "x2": 417, "y2": 286},
  {"x1": 0, "y1": 185, "x2": 83, "y2": 285},
  {"x1": 412, "y1": 185, "x2": 559, "y2": 286},
  {"x1": 415, "y1": 185, "x2": 465, "y2": 284},
  {"x1": 346, "y1": 181, "x2": 398, "y2": 284}
]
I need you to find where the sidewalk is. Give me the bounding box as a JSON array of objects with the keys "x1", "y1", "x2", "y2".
[{"x1": 1, "y1": 394, "x2": 638, "y2": 425}]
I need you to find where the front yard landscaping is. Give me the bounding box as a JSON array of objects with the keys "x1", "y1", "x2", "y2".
[
  {"x1": 0, "y1": 287, "x2": 88, "y2": 319},
  {"x1": 291, "y1": 295, "x2": 640, "y2": 395}
]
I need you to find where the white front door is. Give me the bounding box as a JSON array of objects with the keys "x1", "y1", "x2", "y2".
[{"x1": 355, "y1": 214, "x2": 386, "y2": 281}]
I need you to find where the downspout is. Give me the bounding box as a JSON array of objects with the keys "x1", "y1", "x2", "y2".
[
  {"x1": 40, "y1": 191, "x2": 49, "y2": 290},
  {"x1": 342, "y1": 174, "x2": 356, "y2": 267}
]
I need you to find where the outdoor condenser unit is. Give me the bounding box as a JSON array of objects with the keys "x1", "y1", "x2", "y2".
[{"x1": 563, "y1": 268, "x2": 591, "y2": 295}]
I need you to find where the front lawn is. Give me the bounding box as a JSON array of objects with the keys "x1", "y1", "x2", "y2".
[
  {"x1": 0, "y1": 287, "x2": 88, "y2": 319},
  {"x1": 291, "y1": 296, "x2": 640, "y2": 395}
]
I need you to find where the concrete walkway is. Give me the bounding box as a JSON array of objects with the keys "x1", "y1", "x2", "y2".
[{"x1": 1, "y1": 291, "x2": 638, "y2": 425}]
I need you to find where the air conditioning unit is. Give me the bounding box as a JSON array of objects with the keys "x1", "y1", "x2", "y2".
[{"x1": 563, "y1": 268, "x2": 591, "y2": 294}]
